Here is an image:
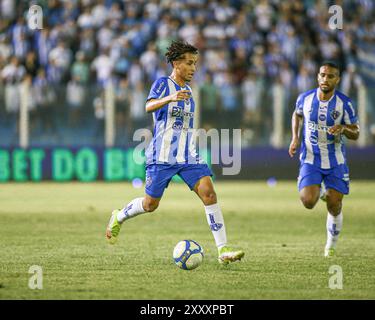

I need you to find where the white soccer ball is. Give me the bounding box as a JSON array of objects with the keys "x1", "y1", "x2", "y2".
[{"x1": 173, "y1": 240, "x2": 204, "y2": 270}]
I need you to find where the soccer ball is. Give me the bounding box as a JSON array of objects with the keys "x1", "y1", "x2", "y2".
[{"x1": 173, "y1": 240, "x2": 204, "y2": 270}]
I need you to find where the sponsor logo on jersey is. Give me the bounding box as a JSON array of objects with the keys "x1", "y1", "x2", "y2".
[
  {"x1": 319, "y1": 114, "x2": 326, "y2": 121},
  {"x1": 172, "y1": 120, "x2": 183, "y2": 130},
  {"x1": 308, "y1": 121, "x2": 329, "y2": 133},
  {"x1": 331, "y1": 110, "x2": 341, "y2": 120},
  {"x1": 171, "y1": 106, "x2": 194, "y2": 118}
]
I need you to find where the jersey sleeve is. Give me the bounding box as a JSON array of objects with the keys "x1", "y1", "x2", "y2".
[
  {"x1": 295, "y1": 93, "x2": 304, "y2": 116},
  {"x1": 147, "y1": 77, "x2": 168, "y2": 101},
  {"x1": 342, "y1": 99, "x2": 358, "y2": 125}
]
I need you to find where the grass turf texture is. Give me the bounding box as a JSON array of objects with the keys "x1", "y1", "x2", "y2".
[{"x1": 0, "y1": 181, "x2": 374, "y2": 299}]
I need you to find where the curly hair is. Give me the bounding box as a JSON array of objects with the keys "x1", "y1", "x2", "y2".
[{"x1": 165, "y1": 40, "x2": 198, "y2": 65}]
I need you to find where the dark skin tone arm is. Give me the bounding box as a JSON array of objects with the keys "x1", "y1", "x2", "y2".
[
  {"x1": 288, "y1": 112, "x2": 360, "y2": 158},
  {"x1": 327, "y1": 123, "x2": 360, "y2": 140},
  {"x1": 289, "y1": 111, "x2": 303, "y2": 158}
]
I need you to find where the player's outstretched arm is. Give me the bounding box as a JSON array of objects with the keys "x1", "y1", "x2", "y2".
[
  {"x1": 328, "y1": 124, "x2": 360, "y2": 140},
  {"x1": 146, "y1": 90, "x2": 191, "y2": 113},
  {"x1": 289, "y1": 111, "x2": 303, "y2": 158}
]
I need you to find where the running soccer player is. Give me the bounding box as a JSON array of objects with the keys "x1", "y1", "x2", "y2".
[
  {"x1": 106, "y1": 41, "x2": 244, "y2": 264},
  {"x1": 289, "y1": 61, "x2": 359, "y2": 257}
]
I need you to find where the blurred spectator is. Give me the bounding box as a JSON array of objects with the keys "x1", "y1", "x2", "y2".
[
  {"x1": 71, "y1": 51, "x2": 90, "y2": 85},
  {"x1": 129, "y1": 81, "x2": 147, "y2": 133},
  {"x1": 340, "y1": 63, "x2": 363, "y2": 98},
  {"x1": 178, "y1": 18, "x2": 199, "y2": 45},
  {"x1": 46, "y1": 58, "x2": 64, "y2": 85},
  {"x1": 91, "y1": 48, "x2": 113, "y2": 87},
  {"x1": 254, "y1": 0, "x2": 274, "y2": 36},
  {"x1": 11, "y1": 17, "x2": 29, "y2": 60},
  {"x1": 1, "y1": 57, "x2": 25, "y2": 119},
  {"x1": 200, "y1": 73, "x2": 219, "y2": 130},
  {"x1": 115, "y1": 77, "x2": 131, "y2": 139},
  {"x1": 67, "y1": 75, "x2": 86, "y2": 127},
  {"x1": 33, "y1": 68, "x2": 57, "y2": 134},
  {"x1": 296, "y1": 65, "x2": 315, "y2": 93},
  {"x1": 24, "y1": 74, "x2": 37, "y2": 132},
  {"x1": 93, "y1": 92, "x2": 105, "y2": 140},
  {"x1": 34, "y1": 28, "x2": 53, "y2": 67},
  {"x1": 241, "y1": 70, "x2": 263, "y2": 135},
  {"x1": 91, "y1": 0, "x2": 108, "y2": 28},
  {"x1": 48, "y1": 41, "x2": 72, "y2": 80},
  {"x1": 218, "y1": 72, "x2": 240, "y2": 128},
  {"x1": 77, "y1": 6, "x2": 95, "y2": 29},
  {"x1": 79, "y1": 28, "x2": 96, "y2": 60},
  {"x1": 1, "y1": 0, "x2": 15, "y2": 20},
  {"x1": 0, "y1": 0, "x2": 373, "y2": 146},
  {"x1": 0, "y1": 35, "x2": 12, "y2": 62},
  {"x1": 128, "y1": 60, "x2": 143, "y2": 88},
  {"x1": 140, "y1": 42, "x2": 159, "y2": 82},
  {"x1": 24, "y1": 51, "x2": 39, "y2": 78}
]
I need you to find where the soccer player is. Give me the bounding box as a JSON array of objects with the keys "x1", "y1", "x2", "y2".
[
  {"x1": 289, "y1": 61, "x2": 360, "y2": 257},
  {"x1": 106, "y1": 41, "x2": 244, "y2": 264}
]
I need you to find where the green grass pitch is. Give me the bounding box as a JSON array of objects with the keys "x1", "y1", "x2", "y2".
[{"x1": 0, "y1": 181, "x2": 374, "y2": 299}]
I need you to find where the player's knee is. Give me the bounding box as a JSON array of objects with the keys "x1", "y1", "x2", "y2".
[
  {"x1": 143, "y1": 200, "x2": 159, "y2": 212},
  {"x1": 327, "y1": 201, "x2": 342, "y2": 216},
  {"x1": 300, "y1": 196, "x2": 317, "y2": 209},
  {"x1": 326, "y1": 195, "x2": 342, "y2": 215},
  {"x1": 202, "y1": 190, "x2": 217, "y2": 205}
]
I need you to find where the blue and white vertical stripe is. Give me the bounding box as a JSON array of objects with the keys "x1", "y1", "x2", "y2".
[
  {"x1": 145, "y1": 76, "x2": 200, "y2": 165},
  {"x1": 295, "y1": 88, "x2": 358, "y2": 169}
]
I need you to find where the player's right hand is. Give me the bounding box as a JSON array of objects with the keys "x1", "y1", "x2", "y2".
[
  {"x1": 288, "y1": 138, "x2": 299, "y2": 158},
  {"x1": 169, "y1": 90, "x2": 191, "y2": 102}
]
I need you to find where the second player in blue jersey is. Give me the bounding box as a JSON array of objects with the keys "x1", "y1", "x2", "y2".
[{"x1": 289, "y1": 61, "x2": 360, "y2": 257}]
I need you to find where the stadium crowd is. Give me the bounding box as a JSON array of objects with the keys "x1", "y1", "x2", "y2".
[{"x1": 0, "y1": 0, "x2": 374, "y2": 146}]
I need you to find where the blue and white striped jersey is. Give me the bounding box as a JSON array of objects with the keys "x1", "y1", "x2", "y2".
[
  {"x1": 145, "y1": 76, "x2": 201, "y2": 165},
  {"x1": 295, "y1": 88, "x2": 358, "y2": 169}
]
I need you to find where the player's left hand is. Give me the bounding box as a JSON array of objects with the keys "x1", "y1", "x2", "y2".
[{"x1": 328, "y1": 125, "x2": 344, "y2": 136}]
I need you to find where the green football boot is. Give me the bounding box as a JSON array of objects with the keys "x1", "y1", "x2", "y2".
[
  {"x1": 324, "y1": 247, "x2": 336, "y2": 257},
  {"x1": 106, "y1": 209, "x2": 122, "y2": 245},
  {"x1": 218, "y1": 246, "x2": 245, "y2": 264}
]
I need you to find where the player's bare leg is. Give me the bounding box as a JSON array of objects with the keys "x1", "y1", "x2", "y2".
[
  {"x1": 193, "y1": 176, "x2": 217, "y2": 205},
  {"x1": 106, "y1": 194, "x2": 160, "y2": 244},
  {"x1": 324, "y1": 189, "x2": 344, "y2": 257},
  {"x1": 194, "y1": 176, "x2": 244, "y2": 264},
  {"x1": 299, "y1": 185, "x2": 320, "y2": 209},
  {"x1": 142, "y1": 195, "x2": 161, "y2": 213}
]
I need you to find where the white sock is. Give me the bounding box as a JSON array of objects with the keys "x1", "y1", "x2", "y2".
[
  {"x1": 117, "y1": 197, "x2": 146, "y2": 223},
  {"x1": 326, "y1": 212, "x2": 343, "y2": 249},
  {"x1": 204, "y1": 203, "x2": 227, "y2": 249}
]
